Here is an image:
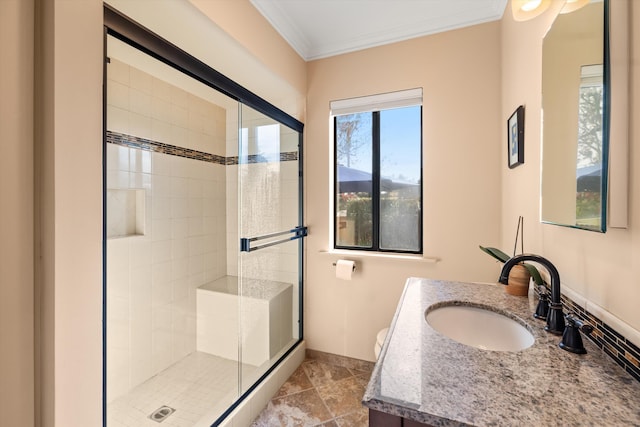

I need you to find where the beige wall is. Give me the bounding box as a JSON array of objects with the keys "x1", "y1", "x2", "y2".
[
  {"x1": 0, "y1": 1, "x2": 35, "y2": 426},
  {"x1": 187, "y1": 0, "x2": 307, "y2": 99},
  {"x1": 305, "y1": 22, "x2": 503, "y2": 361},
  {"x1": 37, "y1": 0, "x2": 104, "y2": 425},
  {"x1": 501, "y1": 1, "x2": 640, "y2": 335}
]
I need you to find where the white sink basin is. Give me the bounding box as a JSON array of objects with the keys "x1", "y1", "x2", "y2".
[{"x1": 425, "y1": 303, "x2": 534, "y2": 352}]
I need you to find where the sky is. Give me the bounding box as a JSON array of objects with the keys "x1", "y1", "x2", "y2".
[{"x1": 344, "y1": 105, "x2": 422, "y2": 184}]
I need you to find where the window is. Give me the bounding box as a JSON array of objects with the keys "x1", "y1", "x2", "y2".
[{"x1": 332, "y1": 89, "x2": 422, "y2": 253}]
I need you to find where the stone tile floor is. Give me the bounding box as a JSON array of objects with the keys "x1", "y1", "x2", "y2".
[{"x1": 251, "y1": 351, "x2": 375, "y2": 427}]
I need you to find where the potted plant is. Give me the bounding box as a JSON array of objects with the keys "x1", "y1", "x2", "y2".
[{"x1": 479, "y1": 217, "x2": 544, "y2": 296}]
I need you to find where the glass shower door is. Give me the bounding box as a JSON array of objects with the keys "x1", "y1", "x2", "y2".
[
  {"x1": 236, "y1": 104, "x2": 304, "y2": 393},
  {"x1": 105, "y1": 10, "x2": 304, "y2": 424},
  {"x1": 105, "y1": 34, "x2": 244, "y2": 426}
]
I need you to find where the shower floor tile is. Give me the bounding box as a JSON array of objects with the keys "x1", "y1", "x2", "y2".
[{"x1": 107, "y1": 352, "x2": 254, "y2": 427}]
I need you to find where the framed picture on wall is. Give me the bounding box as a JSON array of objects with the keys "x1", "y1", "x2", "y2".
[{"x1": 508, "y1": 105, "x2": 525, "y2": 168}]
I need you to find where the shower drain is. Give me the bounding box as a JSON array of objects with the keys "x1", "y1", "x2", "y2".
[{"x1": 149, "y1": 406, "x2": 175, "y2": 423}]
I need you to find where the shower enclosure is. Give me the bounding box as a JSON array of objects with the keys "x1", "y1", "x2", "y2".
[{"x1": 104, "y1": 7, "x2": 304, "y2": 426}]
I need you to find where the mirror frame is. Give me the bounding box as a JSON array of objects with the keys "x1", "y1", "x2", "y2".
[{"x1": 606, "y1": 0, "x2": 630, "y2": 229}]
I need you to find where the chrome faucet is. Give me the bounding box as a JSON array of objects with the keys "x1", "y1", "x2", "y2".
[{"x1": 499, "y1": 254, "x2": 565, "y2": 335}]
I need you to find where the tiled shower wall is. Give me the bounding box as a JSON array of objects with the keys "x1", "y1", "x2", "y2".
[
  {"x1": 225, "y1": 108, "x2": 300, "y2": 287},
  {"x1": 106, "y1": 59, "x2": 227, "y2": 402},
  {"x1": 225, "y1": 109, "x2": 301, "y2": 341}
]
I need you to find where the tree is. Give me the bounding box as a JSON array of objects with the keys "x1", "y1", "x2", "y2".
[
  {"x1": 336, "y1": 113, "x2": 369, "y2": 167},
  {"x1": 576, "y1": 85, "x2": 603, "y2": 167}
]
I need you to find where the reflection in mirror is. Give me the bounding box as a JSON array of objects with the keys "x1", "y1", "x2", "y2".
[
  {"x1": 541, "y1": 0, "x2": 607, "y2": 232},
  {"x1": 575, "y1": 63, "x2": 603, "y2": 224}
]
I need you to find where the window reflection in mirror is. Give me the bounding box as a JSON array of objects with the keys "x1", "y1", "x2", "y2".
[
  {"x1": 576, "y1": 64, "x2": 603, "y2": 228},
  {"x1": 541, "y1": 0, "x2": 607, "y2": 232}
]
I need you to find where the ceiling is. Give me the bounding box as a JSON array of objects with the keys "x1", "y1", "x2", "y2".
[{"x1": 250, "y1": 0, "x2": 508, "y2": 61}]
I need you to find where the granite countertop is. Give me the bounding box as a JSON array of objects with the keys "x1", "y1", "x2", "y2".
[{"x1": 363, "y1": 278, "x2": 640, "y2": 426}]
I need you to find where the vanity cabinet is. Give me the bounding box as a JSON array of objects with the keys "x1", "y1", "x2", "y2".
[{"x1": 369, "y1": 409, "x2": 432, "y2": 427}]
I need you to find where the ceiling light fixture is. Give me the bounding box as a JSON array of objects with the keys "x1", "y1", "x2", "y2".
[
  {"x1": 559, "y1": 0, "x2": 590, "y2": 14},
  {"x1": 511, "y1": 0, "x2": 551, "y2": 21}
]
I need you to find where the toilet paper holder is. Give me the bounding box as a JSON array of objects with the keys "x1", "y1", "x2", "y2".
[{"x1": 332, "y1": 261, "x2": 356, "y2": 272}]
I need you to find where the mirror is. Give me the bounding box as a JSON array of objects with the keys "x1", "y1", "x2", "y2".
[{"x1": 541, "y1": 0, "x2": 607, "y2": 232}]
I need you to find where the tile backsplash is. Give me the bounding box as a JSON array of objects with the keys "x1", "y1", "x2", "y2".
[{"x1": 563, "y1": 295, "x2": 640, "y2": 382}]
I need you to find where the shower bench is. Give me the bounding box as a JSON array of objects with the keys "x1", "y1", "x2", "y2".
[{"x1": 196, "y1": 276, "x2": 292, "y2": 366}]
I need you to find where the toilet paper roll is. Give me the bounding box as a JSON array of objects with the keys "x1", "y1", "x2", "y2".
[{"x1": 335, "y1": 259, "x2": 355, "y2": 280}]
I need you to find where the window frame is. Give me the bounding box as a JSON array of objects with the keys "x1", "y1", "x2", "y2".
[{"x1": 333, "y1": 105, "x2": 423, "y2": 254}]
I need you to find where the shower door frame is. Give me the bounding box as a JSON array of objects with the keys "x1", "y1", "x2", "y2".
[{"x1": 102, "y1": 4, "x2": 305, "y2": 425}]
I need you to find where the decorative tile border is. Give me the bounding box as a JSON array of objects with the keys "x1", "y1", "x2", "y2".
[
  {"x1": 106, "y1": 130, "x2": 298, "y2": 165},
  {"x1": 280, "y1": 152, "x2": 299, "y2": 162},
  {"x1": 562, "y1": 294, "x2": 640, "y2": 382},
  {"x1": 106, "y1": 130, "x2": 226, "y2": 165},
  {"x1": 226, "y1": 151, "x2": 299, "y2": 165}
]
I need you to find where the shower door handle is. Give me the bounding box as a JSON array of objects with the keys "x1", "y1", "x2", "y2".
[{"x1": 240, "y1": 226, "x2": 307, "y2": 252}]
